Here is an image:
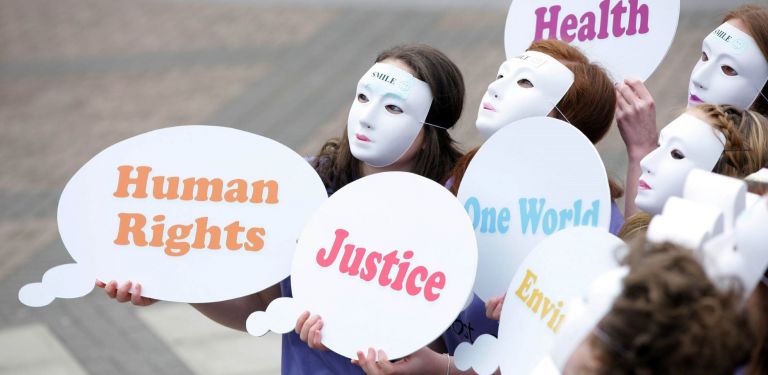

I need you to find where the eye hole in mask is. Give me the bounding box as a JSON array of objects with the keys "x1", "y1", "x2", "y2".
[
  {"x1": 517, "y1": 78, "x2": 534, "y2": 88},
  {"x1": 722, "y1": 65, "x2": 738, "y2": 76},
  {"x1": 357, "y1": 93, "x2": 369, "y2": 103},
  {"x1": 385, "y1": 105, "x2": 403, "y2": 114},
  {"x1": 671, "y1": 149, "x2": 685, "y2": 160}
]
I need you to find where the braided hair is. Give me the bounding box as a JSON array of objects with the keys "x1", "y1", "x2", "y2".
[{"x1": 693, "y1": 104, "x2": 768, "y2": 178}]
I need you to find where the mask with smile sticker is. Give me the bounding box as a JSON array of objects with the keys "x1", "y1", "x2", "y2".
[
  {"x1": 347, "y1": 62, "x2": 433, "y2": 168},
  {"x1": 689, "y1": 22, "x2": 768, "y2": 109}
]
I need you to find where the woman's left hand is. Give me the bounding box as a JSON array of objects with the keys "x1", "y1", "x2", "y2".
[{"x1": 352, "y1": 347, "x2": 445, "y2": 375}]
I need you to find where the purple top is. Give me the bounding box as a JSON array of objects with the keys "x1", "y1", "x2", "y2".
[
  {"x1": 441, "y1": 201, "x2": 625, "y2": 354},
  {"x1": 281, "y1": 159, "x2": 626, "y2": 369},
  {"x1": 280, "y1": 157, "x2": 365, "y2": 374},
  {"x1": 609, "y1": 201, "x2": 624, "y2": 236}
]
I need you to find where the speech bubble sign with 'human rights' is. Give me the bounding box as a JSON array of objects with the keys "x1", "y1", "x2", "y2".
[{"x1": 19, "y1": 125, "x2": 327, "y2": 306}]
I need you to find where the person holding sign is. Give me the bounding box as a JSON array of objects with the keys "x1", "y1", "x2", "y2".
[
  {"x1": 449, "y1": 39, "x2": 623, "y2": 232},
  {"x1": 560, "y1": 241, "x2": 752, "y2": 375},
  {"x1": 445, "y1": 37, "x2": 621, "y2": 348},
  {"x1": 99, "y1": 43, "x2": 467, "y2": 374},
  {"x1": 618, "y1": 104, "x2": 768, "y2": 240},
  {"x1": 314, "y1": 39, "x2": 622, "y2": 375},
  {"x1": 618, "y1": 5, "x2": 768, "y2": 219}
]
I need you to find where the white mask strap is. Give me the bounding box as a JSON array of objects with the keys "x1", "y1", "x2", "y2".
[
  {"x1": 419, "y1": 121, "x2": 448, "y2": 130},
  {"x1": 552, "y1": 105, "x2": 572, "y2": 125},
  {"x1": 759, "y1": 90, "x2": 768, "y2": 107},
  {"x1": 592, "y1": 326, "x2": 629, "y2": 358}
]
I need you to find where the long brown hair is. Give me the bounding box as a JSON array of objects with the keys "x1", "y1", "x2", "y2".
[
  {"x1": 591, "y1": 241, "x2": 752, "y2": 374},
  {"x1": 724, "y1": 5, "x2": 768, "y2": 116},
  {"x1": 449, "y1": 39, "x2": 620, "y2": 197},
  {"x1": 313, "y1": 44, "x2": 464, "y2": 192}
]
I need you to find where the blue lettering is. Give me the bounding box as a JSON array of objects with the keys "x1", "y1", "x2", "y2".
[
  {"x1": 519, "y1": 198, "x2": 546, "y2": 234},
  {"x1": 581, "y1": 200, "x2": 600, "y2": 227},
  {"x1": 464, "y1": 197, "x2": 481, "y2": 229},
  {"x1": 481, "y1": 207, "x2": 497, "y2": 233},
  {"x1": 498, "y1": 208, "x2": 511, "y2": 234},
  {"x1": 542, "y1": 209, "x2": 558, "y2": 234}
]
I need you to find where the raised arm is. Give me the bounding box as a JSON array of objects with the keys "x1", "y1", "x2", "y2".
[{"x1": 615, "y1": 79, "x2": 658, "y2": 218}]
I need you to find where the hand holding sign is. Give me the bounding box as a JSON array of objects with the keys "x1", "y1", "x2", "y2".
[
  {"x1": 19, "y1": 126, "x2": 327, "y2": 306},
  {"x1": 247, "y1": 172, "x2": 477, "y2": 360},
  {"x1": 454, "y1": 227, "x2": 625, "y2": 375}
]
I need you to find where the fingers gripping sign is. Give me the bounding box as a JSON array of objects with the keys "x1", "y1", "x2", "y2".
[{"x1": 247, "y1": 172, "x2": 478, "y2": 360}]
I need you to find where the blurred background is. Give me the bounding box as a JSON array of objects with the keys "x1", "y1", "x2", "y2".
[{"x1": 0, "y1": 0, "x2": 764, "y2": 373}]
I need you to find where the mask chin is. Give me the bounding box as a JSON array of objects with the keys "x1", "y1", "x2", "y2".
[{"x1": 348, "y1": 131, "x2": 420, "y2": 168}]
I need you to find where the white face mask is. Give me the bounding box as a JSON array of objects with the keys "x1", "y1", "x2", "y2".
[
  {"x1": 688, "y1": 22, "x2": 768, "y2": 109},
  {"x1": 636, "y1": 113, "x2": 726, "y2": 215},
  {"x1": 476, "y1": 51, "x2": 574, "y2": 140},
  {"x1": 347, "y1": 63, "x2": 433, "y2": 168}
]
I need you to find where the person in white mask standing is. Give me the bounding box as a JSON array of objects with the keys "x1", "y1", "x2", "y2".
[
  {"x1": 307, "y1": 39, "x2": 621, "y2": 375},
  {"x1": 97, "y1": 43, "x2": 467, "y2": 375},
  {"x1": 617, "y1": 5, "x2": 768, "y2": 219}
]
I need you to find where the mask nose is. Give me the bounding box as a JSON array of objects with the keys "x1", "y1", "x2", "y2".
[
  {"x1": 359, "y1": 105, "x2": 375, "y2": 130},
  {"x1": 639, "y1": 147, "x2": 661, "y2": 175},
  {"x1": 487, "y1": 81, "x2": 502, "y2": 101},
  {"x1": 690, "y1": 61, "x2": 712, "y2": 90}
]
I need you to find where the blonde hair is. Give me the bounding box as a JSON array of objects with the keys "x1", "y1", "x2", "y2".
[
  {"x1": 692, "y1": 104, "x2": 768, "y2": 178},
  {"x1": 618, "y1": 105, "x2": 768, "y2": 237}
]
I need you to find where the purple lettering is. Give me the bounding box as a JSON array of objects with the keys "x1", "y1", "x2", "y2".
[
  {"x1": 534, "y1": 6, "x2": 561, "y2": 40},
  {"x1": 627, "y1": 0, "x2": 649, "y2": 36}
]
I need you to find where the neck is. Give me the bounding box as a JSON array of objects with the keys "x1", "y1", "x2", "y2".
[{"x1": 360, "y1": 158, "x2": 417, "y2": 177}]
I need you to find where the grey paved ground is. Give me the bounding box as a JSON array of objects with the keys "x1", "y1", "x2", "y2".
[{"x1": 1, "y1": 0, "x2": 765, "y2": 374}]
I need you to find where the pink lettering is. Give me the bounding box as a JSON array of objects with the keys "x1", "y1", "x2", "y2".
[
  {"x1": 627, "y1": 0, "x2": 649, "y2": 35},
  {"x1": 405, "y1": 266, "x2": 429, "y2": 296},
  {"x1": 534, "y1": 5, "x2": 561, "y2": 40},
  {"x1": 610, "y1": 0, "x2": 627, "y2": 37},
  {"x1": 316, "y1": 229, "x2": 349, "y2": 267},
  {"x1": 578, "y1": 12, "x2": 597, "y2": 41},
  {"x1": 532, "y1": 1, "x2": 650, "y2": 43},
  {"x1": 390, "y1": 251, "x2": 414, "y2": 291},
  {"x1": 560, "y1": 14, "x2": 578, "y2": 42},
  {"x1": 339, "y1": 244, "x2": 365, "y2": 276},
  {"x1": 424, "y1": 272, "x2": 446, "y2": 302},
  {"x1": 315, "y1": 229, "x2": 445, "y2": 302}
]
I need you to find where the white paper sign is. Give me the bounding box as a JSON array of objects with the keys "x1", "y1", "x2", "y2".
[
  {"x1": 505, "y1": 0, "x2": 680, "y2": 81},
  {"x1": 455, "y1": 227, "x2": 624, "y2": 375},
  {"x1": 248, "y1": 172, "x2": 477, "y2": 360},
  {"x1": 458, "y1": 117, "x2": 610, "y2": 302},
  {"x1": 19, "y1": 125, "x2": 327, "y2": 306}
]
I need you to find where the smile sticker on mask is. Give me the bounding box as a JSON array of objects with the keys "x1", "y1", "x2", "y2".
[
  {"x1": 347, "y1": 63, "x2": 434, "y2": 168},
  {"x1": 689, "y1": 22, "x2": 768, "y2": 109},
  {"x1": 476, "y1": 51, "x2": 574, "y2": 140}
]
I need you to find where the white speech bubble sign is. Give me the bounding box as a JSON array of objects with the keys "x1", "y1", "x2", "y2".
[
  {"x1": 505, "y1": 0, "x2": 680, "y2": 82},
  {"x1": 289, "y1": 172, "x2": 478, "y2": 360},
  {"x1": 454, "y1": 227, "x2": 624, "y2": 375},
  {"x1": 19, "y1": 125, "x2": 327, "y2": 306},
  {"x1": 458, "y1": 117, "x2": 610, "y2": 302}
]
